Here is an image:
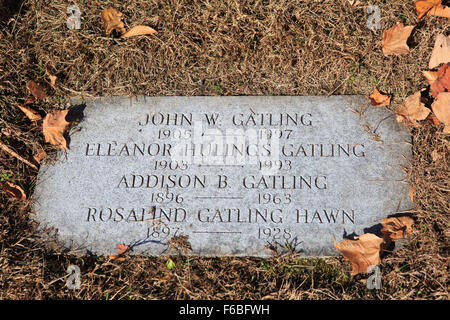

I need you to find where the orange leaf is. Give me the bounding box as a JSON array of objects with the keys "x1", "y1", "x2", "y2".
[
  {"x1": 427, "y1": 4, "x2": 450, "y2": 18},
  {"x1": 1, "y1": 181, "x2": 26, "y2": 200},
  {"x1": 17, "y1": 103, "x2": 42, "y2": 121},
  {"x1": 109, "y1": 244, "x2": 130, "y2": 261},
  {"x1": 101, "y1": 7, "x2": 126, "y2": 36},
  {"x1": 429, "y1": 34, "x2": 450, "y2": 69},
  {"x1": 120, "y1": 25, "x2": 157, "y2": 39},
  {"x1": 430, "y1": 63, "x2": 450, "y2": 98},
  {"x1": 26, "y1": 81, "x2": 46, "y2": 101},
  {"x1": 369, "y1": 88, "x2": 392, "y2": 107},
  {"x1": 415, "y1": 0, "x2": 441, "y2": 19},
  {"x1": 33, "y1": 150, "x2": 47, "y2": 164},
  {"x1": 382, "y1": 23, "x2": 414, "y2": 56},
  {"x1": 426, "y1": 114, "x2": 441, "y2": 126},
  {"x1": 409, "y1": 186, "x2": 414, "y2": 202},
  {"x1": 431, "y1": 92, "x2": 450, "y2": 133},
  {"x1": 381, "y1": 216, "x2": 414, "y2": 241},
  {"x1": 395, "y1": 91, "x2": 431, "y2": 127},
  {"x1": 334, "y1": 234, "x2": 384, "y2": 275},
  {"x1": 42, "y1": 109, "x2": 70, "y2": 149}
]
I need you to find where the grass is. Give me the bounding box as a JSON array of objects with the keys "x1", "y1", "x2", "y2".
[{"x1": 0, "y1": 0, "x2": 449, "y2": 300}]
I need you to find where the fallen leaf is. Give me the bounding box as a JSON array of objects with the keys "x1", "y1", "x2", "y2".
[
  {"x1": 431, "y1": 149, "x2": 444, "y2": 161},
  {"x1": 431, "y1": 92, "x2": 450, "y2": 133},
  {"x1": 369, "y1": 88, "x2": 392, "y2": 107},
  {"x1": 422, "y1": 70, "x2": 438, "y2": 85},
  {"x1": 347, "y1": 0, "x2": 362, "y2": 6},
  {"x1": 33, "y1": 150, "x2": 47, "y2": 164},
  {"x1": 42, "y1": 109, "x2": 70, "y2": 149},
  {"x1": 26, "y1": 81, "x2": 46, "y2": 101},
  {"x1": 120, "y1": 25, "x2": 157, "y2": 39},
  {"x1": 1, "y1": 181, "x2": 26, "y2": 200},
  {"x1": 430, "y1": 63, "x2": 450, "y2": 98},
  {"x1": 415, "y1": 0, "x2": 441, "y2": 19},
  {"x1": 101, "y1": 7, "x2": 126, "y2": 36},
  {"x1": 45, "y1": 66, "x2": 57, "y2": 88},
  {"x1": 382, "y1": 23, "x2": 414, "y2": 56},
  {"x1": 427, "y1": 4, "x2": 450, "y2": 18},
  {"x1": 17, "y1": 103, "x2": 42, "y2": 121},
  {"x1": 409, "y1": 186, "x2": 414, "y2": 202},
  {"x1": 334, "y1": 234, "x2": 384, "y2": 275},
  {"x1": 381, "y1": 216, "x2": 414, "y2": 241},
  {"x1": 429, "y1": 34, "x2": 450, "y2": 69},
  {"x1": 426, "y1": 114, "x2": 441, "y2": 126},
  {"x1": 109, "y1": 244, "x2": 131, "y2": 261},
  {"x1": 396, "y1": 91, "x2": 431, "y2": 127}
]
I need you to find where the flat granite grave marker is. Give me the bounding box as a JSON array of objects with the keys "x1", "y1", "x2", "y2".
[{"x1": 33, "y1": 96, "x2": 413, "y2": 257}]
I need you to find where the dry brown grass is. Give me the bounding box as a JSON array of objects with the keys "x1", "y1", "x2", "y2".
[{"x1": 0, "y1": 0, "x2": 448, "y2": 300}]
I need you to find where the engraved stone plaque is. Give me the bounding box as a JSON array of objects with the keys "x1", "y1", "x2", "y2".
[{"x1": 33, "y1": 96, "x2": 413, "y2": 257}]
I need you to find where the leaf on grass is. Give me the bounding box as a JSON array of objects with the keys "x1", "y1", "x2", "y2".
[
  {"x1": 347, "y1": 0, "x2": 362, "y2": 6},
  {"x1": 423, "y1": 70, "x2": 438, "y2": 85},
  {"x1": 429, "y1": 34, "x2": 450, "y2": 69},
  {"x1": 382, "y1": 23, "x2": 414, "y2": 56},
  {"x1": 33, "y1": 150, "x2": 47, "y2": 164},
  {"x1": 42, "y1": 109, "x2": 70, "y2": 150},
  {"x1": 427, "y1": 4, "x2": 450, "y2": 18},
  {"x1": 395, "y1": 91, "x2": 431, "y2": 127},
  {"x1": 430, "y1": 63, "x2": 450, "y2": 98},
  {"x1": 101, "y1": 7, "x2": 126, "y2": 36},
  {"x1": 381, "y1": 216, "x2": 414, "y2": 241},
  {"x1": 369, "y1": 88, "x2": 392, "y2": 107},
  {"x1": 120, "y1": 25, "x2": 157, "y2": 39},
  {"x1": 109, "y1": 244, "x2": 131, "y2": 261},
  {"x1": 334, "y1": 234, "x2": 384, "y2": 275},
  {"x1": 17, "y1": 103, "x2": 42, "y2": 121},
  {"x1": 426, "y1": 114, "x2": 441, "y2": 126},
  {"x1": 415, "y1": 0, "x2": 441, "y2": 19},
  {"x1": 26, "y1": 81, "x2": 46, "y2": 101},
  {"x1": 431, "y1": 92, "x2": 450, "y2": 133},
  {"x1": 1, "y1": 181, "x2": 26, "y2": 200},
  {"x1": 45, "y1": 66, "x2": 57, "y2": 88}
]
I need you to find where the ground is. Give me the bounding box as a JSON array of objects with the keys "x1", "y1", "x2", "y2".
[{"x1": 0, "y1": 0, "x2": 448, "y2": 299}]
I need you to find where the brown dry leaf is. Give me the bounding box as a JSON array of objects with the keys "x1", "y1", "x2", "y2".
[
  {"x1": 431, "y1": 149, "x2": 444, "y2": 161},
  {"x1": 427, "y1": 4, "x2": 450, "y2": 18},
  {"x1": 101, "y1": 7, "x2": 126, "y2": 36},
  {"x1": 381, "y1": 216, "x2": 415, "y2": 241},
  {"x1": 395, "y1": 91, "x2": 431, "y2": 127},
  {"x1": 369, "y1": 88, "x2": 392, "y2": 107},
  {"x1": 109, "y1": 244, "x2": 130, "y2": 261},
  {"x1": 42, "y1": 109, "x2": 70, "y2": 149},
  {"x1": 33, "y1": 150, "x2": 47, "y2": 164},
  {"x1": 347, "y1": 0, "x2": 362, "y2": 6},
  {"x1": 26, "y1": 81, "x2": 46, "y2": 101},
  {"x1": 45, "y1": 66, "x2": 57, "y2": 88},
  {"x1": 431, "y1": 92, "x2": 450, "y2": 133},
  {"x1": 17, "y1": 103, "x2": 42, "y2": 121},
  {"x1": 426, "y1": 114, "x2": 441, "y2": 126},
  {"x1": 430, "y1": 64, "x2": 450, "y2": 98},
  {"x1": 382, "y1": 23, "x2": 414, "y2": 56},
  {"x1": 415, "y1": 0, "x2": 441, "y2": 19},
  {"x1": 1, "y1": 181, "x2": 26, "y2": 200},
  {"x1": 423, "y1": 70, "x2": 438, "y2": 85},
  {"x1": 429, "y1": 34, "x2": 450, "y2": 69},
  {"x1": 120, "y1": 25, "x2": 157, "y2": 39},
  {"x1": 334, "y1": 234, "x2": 384, "y2": 275},
  {"x1": 409, "y1": 186, "x2": 414, "y2": 202}
]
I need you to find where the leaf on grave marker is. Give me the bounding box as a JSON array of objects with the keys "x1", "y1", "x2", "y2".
[
  {"x1": 431, "y1": 92, "x2": 450, "y2": 133},
  {"x1": 429, "y1": 34, "x2": 450, "y2": 69},
  {"x1": 415, "y1": 0, "x2": 441, "y2": 19},
  {"x1": 369, "y1": 88, "x2": 392, "y2": 107},
  {"x1": 101, "y1": 7, "x2": 126, "y2": 36},
  {"x1": 381, "y1": 216, "x2": 414, "y2": 242},
  {"x1": 109, "y1": 244, "x2": 131, "y2": 261},
  {"x1": 1, "y1": 181, "x2": 26, "y2": 200},
  {"x1": 427, "y1": 4, "x2": 450, "y2": 18},
  {"x1": 42, "y1": 109, "x2": 70, "y2": 150},
  {"x1": 382, "y1": 23, "x2": 414, "y2": 56},
  {"x1": 430, "y1": 64, "x2": 450, "y2": 98},
  {"x1": 17, "y1": 103, "x2": 42, "y2": 121},
  {"x1": 120, "y1": 25, "x2": 157, "y2": 39},
  {"x1": 395, "y1": 91, "x2": 431, "y2": 127},
  {"x1": 26, "y1": 81, "x2": 46, "y2": 101},
  {"x1": 333, "y1": 234, "x2": 384, "y2": 275}
]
